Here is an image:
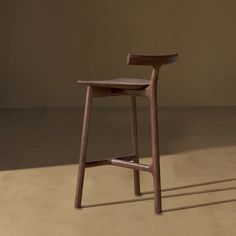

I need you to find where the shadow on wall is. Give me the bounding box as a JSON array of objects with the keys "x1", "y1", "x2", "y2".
[{"x1": 0, "y1": 106, "x2": 236, "y2": 171}]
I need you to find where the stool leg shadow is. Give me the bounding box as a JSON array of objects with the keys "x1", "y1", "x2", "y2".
[{"x1": 82, "y1": 177, "x2": 236, "y2": 212}]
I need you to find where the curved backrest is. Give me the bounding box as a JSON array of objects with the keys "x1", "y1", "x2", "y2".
[
  {"x1": 127, "y1": 53, "x2": 178, "y2": 88},
  {"x1": 127, "y1": 53, "x2": 178, "y2": 67}
]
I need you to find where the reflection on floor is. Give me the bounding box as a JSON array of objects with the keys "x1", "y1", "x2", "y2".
[{"x1": 0, "y1": 107, "x2": 236, "y2": 235}]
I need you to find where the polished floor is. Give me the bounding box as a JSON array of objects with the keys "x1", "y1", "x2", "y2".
[{"x1": 0, "y1": 107, "x2": 236, "y2": 235}]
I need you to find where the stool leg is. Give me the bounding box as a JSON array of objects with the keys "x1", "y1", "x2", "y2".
[
  {"x1": 130, "y1": 96, "x2": 141, "y2": 196},
  {"x1": 149, "y1": 91, "x2": 162, "y2": 214},
  {"x1": 75, "y1": 86, "x2": 93, "y2": 208}
]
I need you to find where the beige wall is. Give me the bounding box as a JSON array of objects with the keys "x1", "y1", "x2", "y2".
[{"x1": 1, "y1": 0, "x2": 236, "y2": 107}]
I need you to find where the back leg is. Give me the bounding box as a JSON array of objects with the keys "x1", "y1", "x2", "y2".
[{"x1": 130, "y1": 96, "x2": 141, "y2": 196}]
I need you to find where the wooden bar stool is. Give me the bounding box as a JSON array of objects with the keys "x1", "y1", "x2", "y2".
[{"x1": 75, "y1": 53, "x2": 178, "y2": 214}]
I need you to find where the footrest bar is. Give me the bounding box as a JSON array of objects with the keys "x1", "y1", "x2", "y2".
[
  {"x1": 109, "y1": 159, "x2": 151, "y2": 172},
  {"x1": 85, "y1": 154, "x2": 135, "y2": 168}
]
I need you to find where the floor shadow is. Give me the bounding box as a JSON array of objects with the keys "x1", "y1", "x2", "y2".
[
  {"x1": 82, "y1": 197, "x2": 154, "y2": 209},
  {"x1": 82, "y1": 197, "x2": 236, "y2": 212},
  {"x1": 0, "y1": 107, "x2": 236, "y2": 170},
  {"x1": 82, "y1": 177, "x2": 236, "y2": 212},
  {"x1": 142, "y1": 177, "x2": 236, "y2": 194},
  {"x1": 163, "y1": 198, "x2": 236, "y2": 213}
]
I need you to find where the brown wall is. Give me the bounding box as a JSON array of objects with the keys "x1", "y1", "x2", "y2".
[{"x1": 1, "y1": 0, "x2": 236, "y2": 107}]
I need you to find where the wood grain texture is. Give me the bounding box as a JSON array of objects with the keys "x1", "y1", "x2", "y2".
[
  {"x1": 75, "y1": 53, "x2": 178, "y2": 214},
  {"x1": 77, "y1": 78, "x2": 149, "y2": 89},
  {"x1": 127, "y1": 54, "x2": 178, "y2": 66},
  {"x1": 75, "y1": 86, "x2": 93, "y2": 209},
  {"x1": 130, "y1": 96, "x2": 141, "y2": 196}
]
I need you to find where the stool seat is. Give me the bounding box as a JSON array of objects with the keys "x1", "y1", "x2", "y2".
[{"x1": 77, "y1": 78, "x2": 149, "y2": 89}]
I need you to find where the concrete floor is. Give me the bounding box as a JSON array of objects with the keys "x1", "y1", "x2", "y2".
[{"x1": 0, "y1": 107, "x2": 236, "y2": 235}]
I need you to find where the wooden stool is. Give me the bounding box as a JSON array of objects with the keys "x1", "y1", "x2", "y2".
[{"x1": 75, "y1": 53, "x2": 178, "y2": 214}]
